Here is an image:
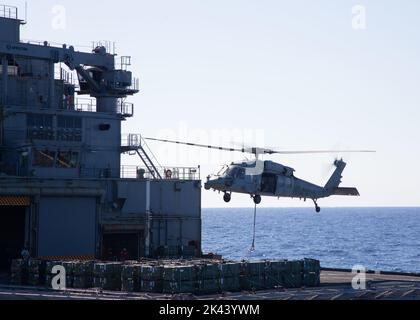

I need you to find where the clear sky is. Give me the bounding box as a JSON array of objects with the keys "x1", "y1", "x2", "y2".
[{"x1": 6, "y1": 0, "x2": 420, "y2": 207}]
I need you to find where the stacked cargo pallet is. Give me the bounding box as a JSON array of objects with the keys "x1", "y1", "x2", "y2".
[
  {"x1": 10, "y1": 258, "x2": 321, "y2": 295},
  {"x1": 163, "y1": 264, "x2": 196, "y2": 294},
  {"x1": 303, "y1": 258, "x2": 321, "y2": 287},
  {"x1": 219, "y1": 263, "x2": 241, "y2": 293},
  {"x1": 283, "y1": 260, "x2": 304, "y2": 288},
  {"x1": 121, "y1": 264, "x2": 141, "y2": 292},
  {"x1": 27, "y1": 259, "x2": 46, "y2": 286},
  {"x1": 72, "y1": 261, "x2": 94, "y2": 289},
  {"x1": 240, "y1": 261, "x2": 267, "y2": 291},
  {"x1": 93, "y1": 262, "x2": 122, "y2": 291},
  {"x1": 64, "y1": 261, "x2": 76, "y2": 288},
  {"x1": 140, "y1": 264, "x2": 164, "y2": 293},
  {"x1": 10, "y1": 259, "x2": 28, "y2": 285},
  {"x1": 196, "y1": 262, "x2": 221, "y2": 295}
]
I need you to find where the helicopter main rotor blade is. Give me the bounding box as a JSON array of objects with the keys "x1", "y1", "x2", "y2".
[
  {"x1": 265, "y1": 150, "x2": 376, "y2": 155},
  {"x1": 144, "y1": 137, "x2": 375, "y2": 156},
  {"x1": 144, "y1": 137, "x2": 251, "y2": 154}
]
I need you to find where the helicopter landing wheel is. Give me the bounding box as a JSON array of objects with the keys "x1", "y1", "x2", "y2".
[
  {"x1": 223, "y1": 193, "x2": 232, "y2": 203},
  {"x1": 253, "y1": 195, "x2": 262, "y2": 205},
  {"x1": 313, "y1": 200, "x2": 321, "y2": 213}
]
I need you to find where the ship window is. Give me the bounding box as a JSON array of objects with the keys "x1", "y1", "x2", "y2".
[
  {"x1": 32, "y1": 149, "x2": 56, "y2": 167},
  {"x1": 56, "y1": 151, "x2": 79, "y2": 168},
  {"x1": 27, "y1": 114, "x2": 54, "y2": 141},
  {"x1": 0, "y1": 65, "x2": 18, "y2": 76},
  {"x1": 57, "y1": 116, "x2": 82, "y2": 142}
]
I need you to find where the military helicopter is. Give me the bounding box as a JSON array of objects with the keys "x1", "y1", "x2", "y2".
[{"x1": 145, "y1": 137, "x2": 374, "y2": 212}]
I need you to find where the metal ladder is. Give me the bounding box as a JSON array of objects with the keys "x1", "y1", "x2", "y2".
[{"x1": 135, "y1": 137, "x2": 162, "y2": 180}]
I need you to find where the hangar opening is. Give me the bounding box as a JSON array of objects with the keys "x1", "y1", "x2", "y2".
[
  {"x1": 0, "y1": 205, "x2": 27, "y2": 270},
  {"x1": 102, "y1": 232, "x2": 145, "y2": 261}
]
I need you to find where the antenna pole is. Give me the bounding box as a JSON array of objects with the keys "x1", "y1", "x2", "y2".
[{"x1": 24, "y1": 1, "x2": 28, "y2": 24}]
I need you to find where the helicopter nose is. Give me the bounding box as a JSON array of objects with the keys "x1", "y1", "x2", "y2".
[
  {"x1": 224, "y1": 177, "x2": 233, "y2": 187},
  {"x1": 204, "y1": 177, "x2": 224, "y2": 191}
]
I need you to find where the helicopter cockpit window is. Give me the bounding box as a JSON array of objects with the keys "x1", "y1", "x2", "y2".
[
  {"x1": 217, "y1": 165, "x2": 229, "y2": 177},
  {"x1": 226, "y1": 167, "x2": 235, "y2": 177},
  {"x1": 226, "y1": 166, "x2": 243, "y2": 178}
]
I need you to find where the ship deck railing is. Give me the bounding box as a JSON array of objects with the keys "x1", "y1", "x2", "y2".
[
  {"x1": 72, "y1": 98, "x2": 133, "y2": 117},
  {"x1": 0, "y1": 165, "x2": 201, "y2": 181},
  {"x1": 0, "y1": 5, "x2": 18, "y2": 19},
  {"x1": 74, "y1": 97, "x2": 96, "y2": 112},
  {"x1": 120, "y1": 165, "x2": 200, "y2": 181}
]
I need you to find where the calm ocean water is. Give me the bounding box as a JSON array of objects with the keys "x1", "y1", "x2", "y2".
[{"x1": 202, "y1": 208, "x2": 420, "y2": 273}]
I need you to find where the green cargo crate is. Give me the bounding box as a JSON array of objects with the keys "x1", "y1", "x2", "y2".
[
  {"x1": 10, "y1": 259, "x2": 28, "y2": 285},
  {"x1": 303, "y1": 272, "x2": 320, "y2": 287},
  {"x1": 264, "y1": 273, "x2": 281, "y2": 289},
  {"x1": 72, "y1": 276, "x2": 93, "y2": 289},
  {"x1": 28, "y1": 260, "x2": 46, "y2": 275},
  {"x1": 266, "y1": 260, "x2": 287, "y2": 274},
  {"x1": 163, "y1": 265, "x2": 195, "y2": 282},
  {"x1": 27, "y1": 273, "x2": 42, "y2": 286},
  {"x1": 220, "y1": 277, "x2": 241, "y2": 292},
  {"x1": 73, "y1": 261, "x2": 94, "y2": 276},
  {"x1": 240, "y1": 275, "x2": 267, "y2": 291},
  {"x1": 66, "y1": 275, "x2": 74, "y2": 288},
  {"x1": 140, "y1": 280, "x2": 163, "y2": 293},
  {"x1": 283, "y1": 273, "x2": 303, "y2": 288},
  {"x1": 303, "y1": 259, "x2": 321, "y2": 273},
  {"x1": 242, "y1": 261, "x2": 267, "y2": 277},
  {"x1": 197, "y1": 279, "x2": 221, "y2": 295},
  {"x1": 94, "y1": 262, "x2": 122, "y2": 277},
  {"x1": 284, "y1": 260, "x2": 304, "y2": 274},
  {"x1": 196, "y1": 263, "x2": 220, "y2": 280},
  {"x1": 121, "y1": 278, "x2": 137, "y2": 292},
  {"x1": 218, "y1": 263, "x2": 241, "y2": 278},
  {"x1": 93, "y1": 277, "x2": 121, "y2": 291},
  {"x1": 62, "y1": 262, "x2": 75, "y2": 276},
  {"x1": 11, "y1": 259, "x2": 27, "y2": 273},
  {"x1": 163, "y1": 281, "x2": 196, "y2": 294},
  {"x1": 140, "y1": 265, "x2": 164, "y2": 281},
  {"x1": 121, "y1": 264, "x2": 141, "y2": 279}
]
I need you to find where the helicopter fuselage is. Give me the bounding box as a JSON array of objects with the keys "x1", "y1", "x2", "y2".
[
  {"x1": 204, "y1": 159, "x2": 359, "y2": 210},
  {"x1": 205, "y1": 161, "x2": 326, "y2": 199}
]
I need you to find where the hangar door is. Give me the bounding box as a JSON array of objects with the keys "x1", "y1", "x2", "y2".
[
  {"x1": 38, "y1": 197, "x2": 96, "y2": 259},
  {"x1": 0, "y1": 196, "x2": 30, "y2": 270}
]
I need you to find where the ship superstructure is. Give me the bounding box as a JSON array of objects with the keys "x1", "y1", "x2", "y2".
[{"x1": 0, "y1": 5, "x2": 201, "y2": 269}]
